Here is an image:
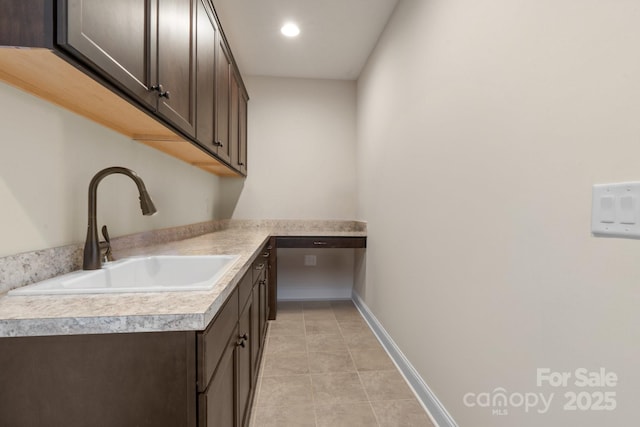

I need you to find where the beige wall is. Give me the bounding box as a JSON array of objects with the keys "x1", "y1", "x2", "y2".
[
  {"x1": 356, "y1": 1, "x2": 640, "y2": 426},
  {"x1": 0, "y1": 82, "x2": 223, "y2": 257},
  {"x1": 222, "y1": 76, "x2": 357, "y2": 219},
  {"x1": 222, "y1": 76, "x2": 358, "y2": 299},
  {"x1": 0, "y1": 74, "x2": 357, "y2": 258},
  {"x1": 277, "y1": 248, "x2": 354, "y2": 301}
]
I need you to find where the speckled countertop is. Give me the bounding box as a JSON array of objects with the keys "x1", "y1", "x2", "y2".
[{"x1": 0, "y1": 221, "x2": 366, "y2": 337}]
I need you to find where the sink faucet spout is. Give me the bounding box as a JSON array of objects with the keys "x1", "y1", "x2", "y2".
[{"x1": 83, "y1": 166, "x2": 157, "y2": 270}]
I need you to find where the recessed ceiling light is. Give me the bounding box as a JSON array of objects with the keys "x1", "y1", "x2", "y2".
[{"x1": 280, "y1": 22, "x2": 300, "y2": 38}]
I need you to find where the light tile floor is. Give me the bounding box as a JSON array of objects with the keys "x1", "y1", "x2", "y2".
[{"x1": 249, "y1": 300, "x2": 435, "y2": 427}]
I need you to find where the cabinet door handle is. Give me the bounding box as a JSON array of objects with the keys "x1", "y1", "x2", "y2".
[
  {"x1": 238, "y1": 161, "x2": 244, "y2": 166},
  {"x1": 313, "y1": 241, "x2": 328, "y2": 246},
  {"x1": 259, "y1": 280, "x2": 266, "y2": 286},
  {"x1": 236, "y1": 333, "x2": 248, "y2": 347},
  {"x1": 151, "y1": 84, "x2": 170, "y2": 99},
  {"x1": 255, "y1": 263, "x2": 265, "y2": 271},
  {"x1": 214, "y1": 141, "x2": 223, "y2": 147},
  {"x1": 262, "y1": 251, "x2": 270, "y2": 258}
]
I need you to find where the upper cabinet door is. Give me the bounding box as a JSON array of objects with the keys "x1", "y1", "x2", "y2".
[
  {"x1": 229, "y1": 69, "x2": 247, "y2": 175},
  {"x1": 57, "y1": 0, "x2": 157, "y2": 108},
  {"x1": 156, "y1": 0, "x2": 197, "y2": 137},
  {"x1": 215, "y1": 40, "x2": 231, "y2": 163},
  {"x1": 195, "y1": 0, "x2": 218, "y2": 154},
  {"x1": 229, "y1": 70, "x2": 239, "y2": 168},
  {"x1": 238, "y1": 90, "x2": 248, "y2": 175}
]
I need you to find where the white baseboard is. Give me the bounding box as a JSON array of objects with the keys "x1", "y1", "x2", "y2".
[{"x1": 351, "y1": 292, "x2": 458, "y2": 427}]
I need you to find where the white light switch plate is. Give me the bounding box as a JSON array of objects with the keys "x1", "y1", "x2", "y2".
[{"x1": 592, "y1": 182, "x2": 640, "y2": 238}]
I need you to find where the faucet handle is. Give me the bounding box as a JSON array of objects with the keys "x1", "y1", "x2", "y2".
[{"x1": 101, "y1": 225, "x2": 114, "y2": 262}]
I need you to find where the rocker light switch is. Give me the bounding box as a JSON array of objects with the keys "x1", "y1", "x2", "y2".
[
  {"x1": 599, "y1": 195, "x2": 616, "y2": 223},
  {"x1": 592, "y1": 182, "x2": 640, "y2": 238},
  {"x1": 619, "y1": 195, "x2": 637, "y2": 224}
]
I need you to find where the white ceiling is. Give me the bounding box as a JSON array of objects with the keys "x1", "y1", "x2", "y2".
[{"x1": 212, "y1": 0, "x2": 399, "y2": 80}]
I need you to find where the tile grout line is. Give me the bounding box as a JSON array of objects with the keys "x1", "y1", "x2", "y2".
[{"x1": 301, "y1": 304, "x2": 320, "y2": 427}]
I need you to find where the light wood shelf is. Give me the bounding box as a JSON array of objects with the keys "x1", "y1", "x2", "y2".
[{"x1": 0, "y1": 48, "x2": 239, "y2": 177}]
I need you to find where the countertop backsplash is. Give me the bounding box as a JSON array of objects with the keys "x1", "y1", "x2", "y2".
[{"x1": 0, "y1": 219, "x2": 366, "y2": 294}]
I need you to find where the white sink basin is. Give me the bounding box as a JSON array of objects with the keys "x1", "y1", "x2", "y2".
[{"x1": 8, "y1": 255, "x2": 240, "y2": 296}]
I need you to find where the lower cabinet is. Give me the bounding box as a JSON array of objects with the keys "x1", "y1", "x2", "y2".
[
  {"x1": 237, "y1": 293, "x2": 253, "y2": 427},
  {"x1": 198, "y1": 292, "x2": 253, "y2": 427},
  {"x1": 0, "y1": 332, "x2": 197, "y2": 427},
  {"x1": 198, "y1": 323, "x2": 237, "y2": 427},
  {"x1": 250, "y1": 245, "x2": 269, "y2": 381},
  {"x1": 197, "y1": 242, "x2": 272, "y2": 427},
  {"x1": 0, "y1": 245, "x2": 273, "y2": 427},
  {"x1": 258, "y1": 244, "x2": 271, "y2": 348},
  {"x1": 251, "y1": 283, "x2": 261, "y2": 378}
]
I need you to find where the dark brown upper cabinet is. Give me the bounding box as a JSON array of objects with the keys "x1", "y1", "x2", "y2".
[
  {"x1": 195, "y1": 0, "x2": 248, "y2": 172},
  {"x1": 156, "y1": 0, "x2": 197, "y2": 137},
  {"x1": 230, "y1": 67, "x2": 248, "y2": 174},
  {"x1": 216, "y1": 37, "x2": 249, "y2": 173},
  {"x1": 58, "y1": 0, "x2": 196, "y2": 137},
  {"x1": 230, "y1": 69, "x2": 240, "y2": 168},
  {"x1": 57, "y1": 0, "x2": 158, "y2": 109},
  {"x1": 216, "y1": 38, "x2": 232, "y2": 163},
  {"x1": 0, "y1": 0, "x2": 247, "y2": 176},
  {"x1": 196, "y1": 0, "x2": 219, "y2": 155}
]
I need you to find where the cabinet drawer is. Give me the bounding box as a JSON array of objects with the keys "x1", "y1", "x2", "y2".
[
  {"x1": 196, "y1": 287, "x2": 238, "y2": 392},
  {"x1": 276, "y1": 236, "x2": 367, "y2": 249},
  {"x1": 252, "y1": 255, "x2": 267, "y2": 284}
]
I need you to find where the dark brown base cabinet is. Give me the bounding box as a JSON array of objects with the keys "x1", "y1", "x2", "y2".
[
  {"x1": 0, "y1": 244, "x2": 273, "y2": 427},
  {"x1": 0, "y1": 332, "x2": 197, "y2": 427}
]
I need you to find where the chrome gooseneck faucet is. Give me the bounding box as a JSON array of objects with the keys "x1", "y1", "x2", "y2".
[{"x1": 83, "y1": 167, "x2": 157, "y2": 270}]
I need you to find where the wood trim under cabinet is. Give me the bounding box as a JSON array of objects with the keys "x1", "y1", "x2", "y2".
[{"x1": 0, "y1": 48, "x2": 241, "y2": 177}]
